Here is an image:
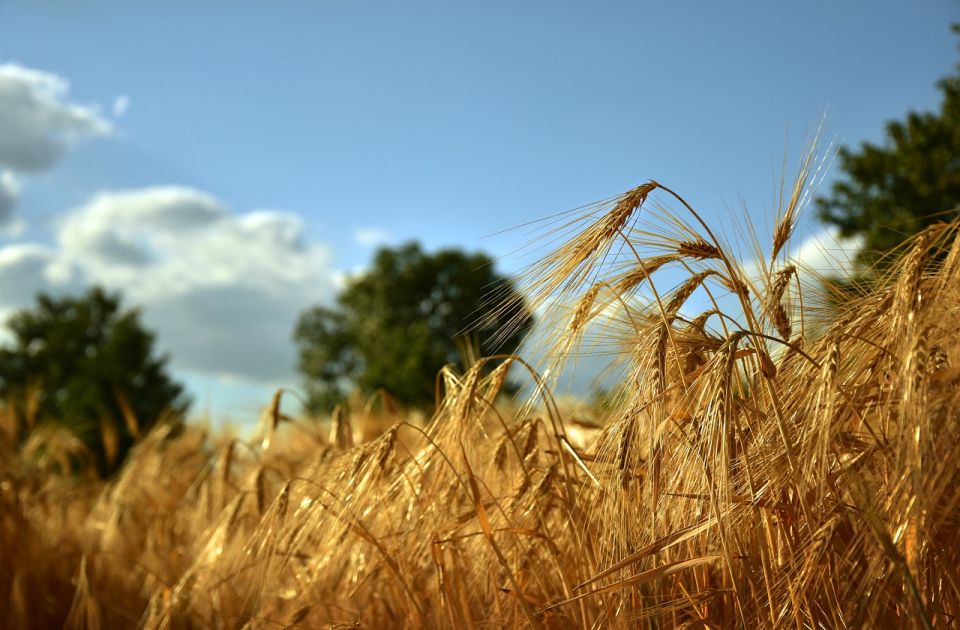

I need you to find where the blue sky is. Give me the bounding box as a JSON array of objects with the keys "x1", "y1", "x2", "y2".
[{"x1": 0, "y1": 1, "x2": 956, "y2": 423}]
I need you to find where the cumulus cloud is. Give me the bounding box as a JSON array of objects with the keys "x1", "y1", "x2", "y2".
[
  {"x1": 112, "y1": 94, "x2": 131, "y2": 117},
  {"x1": 0, "y1": 64, "x2": 332, "y2": 387},
  {"x1": 788, "y1": 227, "x2": 862, "y2": 277},
  {"x1": 739, "y1": 226, "x2": 862, "y2": 286},
  {"x1": 0, "y1": 244, "x2": 80, "y2": 346},
  {"x1": 144, "y1": 285, "x2": 313, "y2": 381},
  {"x1": 0, "y1": 243, "x2": 70, "y2": 305},
  {"x1": 57, "y1": 187, "x2": 226, "y2": 271},
  {"x1": 0, "y1": 171, "x2": 18, "y2": 226},
  {"x1": 38, "y1": 186, "x2": 335, "y2": 382},
  {"x1": 354, "y1": 226, "x2": 393, "y2": 247},
  {"x1": 0, "y1": 63, "x2": 111, "y2": 173}
]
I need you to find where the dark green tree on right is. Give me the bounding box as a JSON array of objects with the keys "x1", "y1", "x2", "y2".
[{"x1": 816, "y1": 25, "x2": 960, "y2": 267}]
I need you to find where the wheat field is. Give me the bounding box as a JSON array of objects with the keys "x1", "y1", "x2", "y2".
[{"x1": 2, "y1": 173, "x2": 959, "y2": 628}]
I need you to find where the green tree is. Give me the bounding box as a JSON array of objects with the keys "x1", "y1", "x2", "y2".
[
  {"x1": 294, "y1": 242, "x2": 533, "y2": 411},
  {"x1": 0, "y1": 287, "x2": 188, "y2": 474},
  {"x1": 816, "y1": 25, "x2": 960, "y2": 266}
]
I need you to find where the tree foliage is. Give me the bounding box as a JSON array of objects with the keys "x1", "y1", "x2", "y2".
[
  {"x1": 294, "y1": 242, "x2": 533, "y2": 411},
  {"x1": 817, "y1": 25, "x2": 960, "y2": 266},
  {"x1": 0, "y1": 287, "x2": 188, "y2": 474}
]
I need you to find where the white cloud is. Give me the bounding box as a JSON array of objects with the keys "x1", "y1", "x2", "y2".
[
  {"x1": 112, "y1": 94, "x2": 131, "y2": 117},
  {"x1": 0, "y1": 219, "x2": 26, "y2": 239},
  {"x1": 353, "y1": 226, "x2": 393, "y2": 247},
  {"x1": 0, "y1": 171, "x2": 18, "y2": 226},
  {"x1": 0, "y1": 187, "x2": 338, "y2": 384},
  {"x1": 0, "y1": 244, "x2": 81, "y2": 328},
  {"x1": 739, "y1": 226, "x2": 862, "y2": 287},
  {"x1": 0, "y1": 64, "x2": 333, "y2": 389},
  {"x1": 0, "y1": 63, "x2": 111, "y2": 173},
  {"x1": 787, "y1": 227, "x2": 862, "y2": 277},
  {"x1": 143, "y1": 284, "x2": 315, "y2": 381},
  {"x1": 57, "y1": 187, "x2": 227, "y2": 271}
]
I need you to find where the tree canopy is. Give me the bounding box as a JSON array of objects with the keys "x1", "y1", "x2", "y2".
[
  {"x1": 0, "y1": 287, "x2": 188, "y2": 474},
  {"x1": 294, "y1": 242, "x2": 533, "y2": 411},
  {"x1": 816, "y1": 25, "x2": 960, "y2": 266}
]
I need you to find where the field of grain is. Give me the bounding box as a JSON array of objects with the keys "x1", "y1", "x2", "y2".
[{"x1": 2, "y1": 175, "x2": 959, "y2": 628}]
